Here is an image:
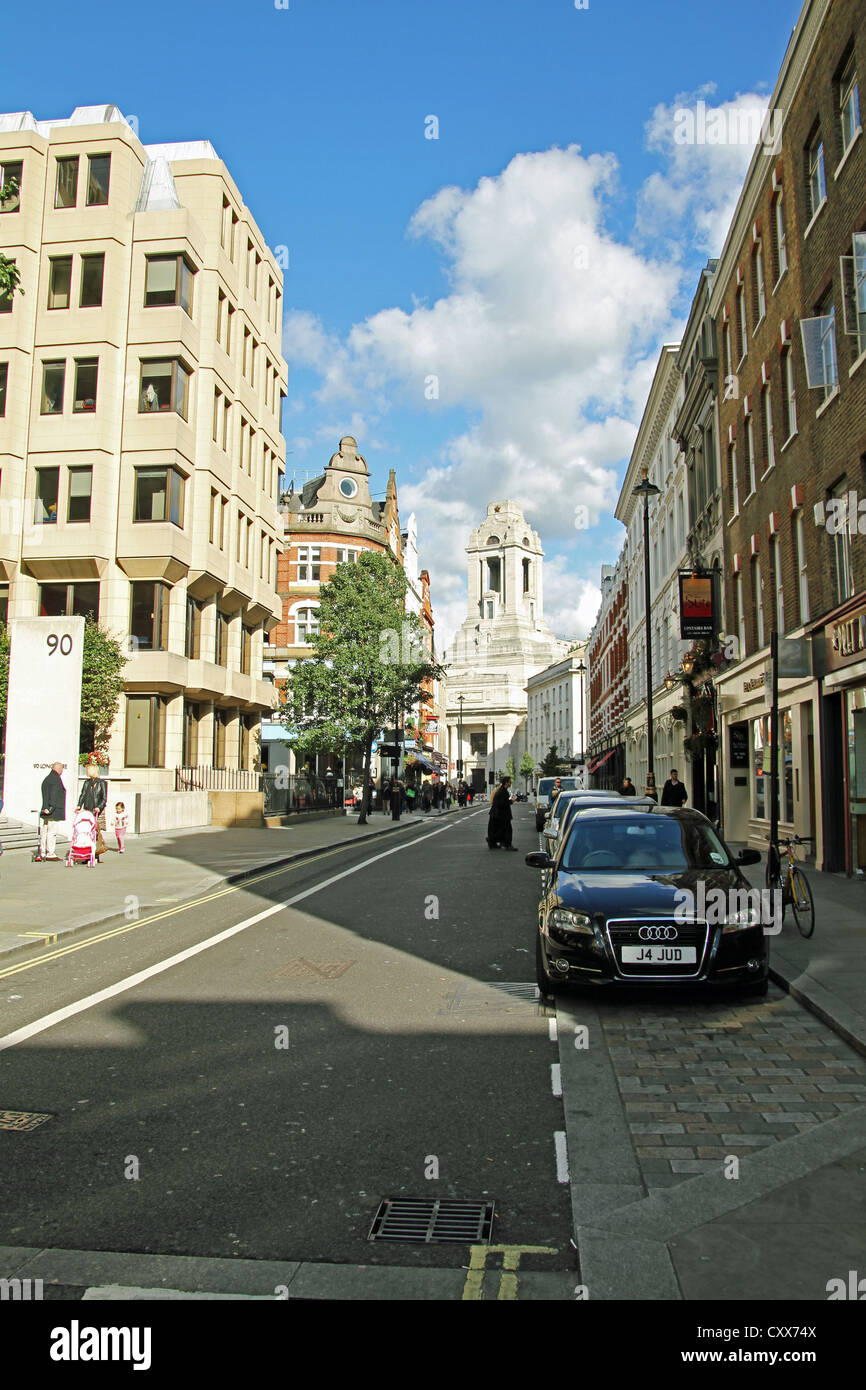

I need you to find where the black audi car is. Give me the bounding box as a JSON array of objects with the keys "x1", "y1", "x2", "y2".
[{"x1": 526, "y1": 805, "x2": 767, "y2": 997}]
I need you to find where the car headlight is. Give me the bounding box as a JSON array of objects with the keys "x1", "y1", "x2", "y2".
[
  {"x1": 722, "y1": 906, "x2": 762, "y2": 932},
  {"x1": 550, "y1": 908, "x2": 594, "y2": 935}
]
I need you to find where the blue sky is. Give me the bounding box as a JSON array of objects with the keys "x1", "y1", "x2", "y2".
[{"x1": 9, "y1": 0, "x2": 803, "y2": 645}]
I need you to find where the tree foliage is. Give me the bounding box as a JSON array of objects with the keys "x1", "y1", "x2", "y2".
[
  {"x1": 519, "y1": 751, "x2": 536, "y2": 786},
  {"x1": 80, "y1": 620, "x2": 127, "y2": 753},
  {"x1": 539, "y1": 743, "x2": 570, "y2": 776},
  {"x1": 279, "y1": 552, "x2": 445, "y2": 823}
]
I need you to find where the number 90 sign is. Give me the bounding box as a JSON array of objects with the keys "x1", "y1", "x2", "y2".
[{"x1": 47, "y1": 634, "x2": 74, "y2": 655}]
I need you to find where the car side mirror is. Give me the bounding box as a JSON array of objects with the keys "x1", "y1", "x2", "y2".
[
  {"x1": 736, "y1": 848, "x2": 761, "y2": 866},
  {"x1": 525, "y1": 851, "x2": 553, "y2": 869}
]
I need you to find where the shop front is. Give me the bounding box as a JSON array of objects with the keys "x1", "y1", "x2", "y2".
[
  {"x1": 818, "y1": 599, "x2": 866, "y2": 875},
  {"x1": 586, "y1": 733, "x2": 625, "y2": 791}
]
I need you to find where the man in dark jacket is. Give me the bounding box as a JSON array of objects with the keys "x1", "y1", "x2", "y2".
[
  {"x1": 621, "y1": 776, "x2": 636, "y2": 795},
  {"x1": 487, "y1": 776, "x2": 516, "y2": 850},
  {"x1": 39, "y1": 762, "x2": 67, "y2": 860},
  {"x1": 661, "y1": 769, "x2": 688, "y2": 807}
]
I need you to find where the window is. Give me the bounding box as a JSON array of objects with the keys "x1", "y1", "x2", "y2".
[
  {"x1": 762, "y1": 384, "x2": 775, "y2": 471},
  {"x1": 213, "y1": 708, "x2": 228, "y2": 767},
  {"x1": 754, "y1": 244, "x2": 766, "y2": 321},
  {"x1": 0, "y1": 160, "x2": 22, "y2": 213},
  {"x1": 339, "y1": 477, "x2": 357, "y2": 498},
  {"x1": 182, "y1": 701, "x2": 199, "y2": 765},
  {"x1": 523, "y1": 557, "x2": 530, "y2": 592},
  {"x1": 737, "y1": 283, "x2": 747, "y2": 360},
  {"x1": 0, "y1": 260, "x2": 14, "y2": 313},
  {"x1": 210, "y1": 489, "x2": 227, "y2": 548},
  {"x1": 773, "y1": 191, "x2": 788, "y2": 282},
  {"x1": 41, "y1": 361, "x2": 65, "y2": 414},
  {"x1": 39, "y1": 581, "x2": 98, "y2": 619},
  {"x1": 125, "y1": 695, "x2": 166, "y2": 768},
  {"x1": 746, "y1": 415, "x2": 756, "y2": 495},
  {"x1": 48, "y1": 256, "x2": 72, "y2": 309},
  {"x1": 86, "y1": 154, "x2": 110, "y2": 206},
  {"x1": 754, "y1": 557, "x2": 764, "y2": 648},
  {"x1": 130, "y1": 581, "x2": 171, "y2": 651},
  {"x1": 215, "y1": 610, "x2": 230, "y2": 666},
  {"x1": 729, "y1": 443, "x2": 739, "y2": 516},
  {"x1": 829, "y1": 481, "x2": 855, "y2": 603},
  {"x1": 185, "y1": 595, "x2": 202, "y2": 659},
  {"x1": 212, "y1": 388, "x2": 229, "y2": 450},
  {"x1": 794, "y1": 512, "x2": 810, "y2": 624},
  {"x1": 134, "y1": 467, "x2": 185, "y2": 526},
  {"x1": 139, "y1": 359, "x2": 190, "y2": 417},
  {"x1": 807, "y1": 132, "x2": 826, "y2": 219},
  {"x1": 54, "y1": 157, "x2": 79, "y2": 209},
  {"x1": 297, "y1": 546, "x2": 321, "y2": 582},
  {"x1": 0, "y1": 362, "x2": 6, "y2": 416},
  {"x1": 782, "y1": 349, "x2": 797, "y2": 439},
  {"x1": 839, "y1": 52, "x2": 861, "y2": 157},
  {"x1": 80, "y1": 253, "x2": 104, "y2": 307},
  {"x1": 241, "y1": 624, "x2": 253, "y2": 676},
  {"x1": 770, "y1": 535, "x2": 784, "y2": 634},
  {"x1": 73, "y1": 358, "x2": 98, "y2": 412},
  {"x1": 844, "y1": 232, "x2": 866, "y2": 359},
  {"x1": 337, "y1": 547, "x2": 359, "y2": 565},
  {"x1": 144, "y1": 254, "x2": 194, "y2": 314},
  {"x1": 35, "y1": 468, "x2": 59, "y2": 524},
  {"x1": 67, "y1": 467, "x2": 92, "y2": 522},
  {"x1": 817, "y1": 295, "x2": 838, "y2": 401},
  {"x1": 295, "y1": 606, "x2": 319, "y2": 643}
]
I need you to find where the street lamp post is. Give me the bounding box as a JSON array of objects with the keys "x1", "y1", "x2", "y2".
[
  {"x1": 457, "y1": 694, "x2": 465, "y2": 784},
  {"x1": 634, "y1": 465, "x2": 661, "y2": 792},
  {"x1": 576, "y1": 659, "x2": 586, "y2": 763}
]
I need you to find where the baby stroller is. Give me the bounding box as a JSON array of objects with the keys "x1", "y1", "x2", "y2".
[{"x1": 66, "y1": 808, "x2": 98, "y2": 867}]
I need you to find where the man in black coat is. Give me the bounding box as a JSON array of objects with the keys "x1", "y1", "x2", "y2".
[
  {"x1": 39, "y1": 762, "x2": 67, "y2": 860},
  {"x1": 487, "y1": 776, "x2": 516, "y2": 850},
  {"x1": 661, "y1": 769, "x2": 688, "y2": 807}
]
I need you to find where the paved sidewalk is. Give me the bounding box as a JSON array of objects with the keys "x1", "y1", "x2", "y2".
[
  {"x1": 0, "y1": 807, "x2": 460, "y2": 961},
  {"x1": 730, "y1": 844, "x2": 866, "y2": 1060}
]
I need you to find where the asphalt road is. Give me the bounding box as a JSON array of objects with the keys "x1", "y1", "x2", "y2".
[{"x1": 0, "y1": 804, "x2": 574, "y2": 1270}]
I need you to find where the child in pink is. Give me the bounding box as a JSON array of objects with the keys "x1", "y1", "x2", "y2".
[{"x1": 115, "y1": 801, "x2": 128, "y2": 853}]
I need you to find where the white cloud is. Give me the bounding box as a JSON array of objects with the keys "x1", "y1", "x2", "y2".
[{"x1": 282, "y1": 104, "x2": 769, "y2": 649}]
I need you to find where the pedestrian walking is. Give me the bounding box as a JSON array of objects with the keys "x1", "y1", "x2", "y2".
[
  {"x1": 37, "y1": 761, "x2": 67, "y2": 861},
  {"x1": 621, "y1": 776, "x2": 636, "y2": 796},
  {"x1": 78, "y1": 764, "x2": 108, "y2": 861},
  {"x1": 405, "y1": 783, "x2": 416, "y2": 813},
  {"x1": 487, "y1": 776, "x2": 517, "y2": 850},
  {"x1": 661, "y1": 769, "x2": 688, "y2": 807},
  {"x1": 114, "y1": 801, "x2": 129, "y2": 853}
]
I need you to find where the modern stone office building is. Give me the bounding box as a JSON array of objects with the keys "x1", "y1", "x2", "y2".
[{"x1": 0, "y1": 105, "x2": 288, "y2": 808}]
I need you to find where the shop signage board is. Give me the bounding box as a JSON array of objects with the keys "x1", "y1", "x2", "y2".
[
  {"x1": 679, "y1": 571, "x2": 716, "y2": 639},
  {"x1": 729, "y1": 723, "x2": 749, "y2": 768},
  {"x1": 826, "y1": 604, "x2": 866, "y2": 672}
]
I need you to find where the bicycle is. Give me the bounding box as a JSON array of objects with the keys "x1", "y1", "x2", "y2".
[{"x1": 766, "y1": 834, "x2": 815, "y2": 938}]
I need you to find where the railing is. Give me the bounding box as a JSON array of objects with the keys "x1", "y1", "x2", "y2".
[
  {"x1": 262, "y1": 773, "x2": 338, "y2": 816},
  {"x1": 175, "y1": 766, "x2": 262, "y2": 792}
]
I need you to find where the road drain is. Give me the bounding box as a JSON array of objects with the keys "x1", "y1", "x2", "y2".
[
  {"x1": 368, "y1": 1197, "x2": 495, "y2": 1244},
  {"x1": 0, "y1": 1109, "x2": 54, "y2": 1131}
]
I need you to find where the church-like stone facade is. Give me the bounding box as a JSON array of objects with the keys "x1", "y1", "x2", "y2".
[{"x1": 444, "y1": 500, "x2": 570, "y2": 787}]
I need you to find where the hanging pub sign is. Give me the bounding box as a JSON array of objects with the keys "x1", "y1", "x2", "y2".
[{"x1": 679, "y1": 571, "x2": 716, "y2": 639}]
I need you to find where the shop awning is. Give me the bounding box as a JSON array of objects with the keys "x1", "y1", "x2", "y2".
[
  {"x1": 586, "y1": 748, "x2": 617, "y2": 774},
  {"x1": 407, "y1": 753, "x2": 435, "y2": 772}
]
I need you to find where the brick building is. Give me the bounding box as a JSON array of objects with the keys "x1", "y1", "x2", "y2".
[
  {"x1": 586, "y1": 547, "x2": 629, "y2": 790},
  {"x1": 711, "y1": 0, "x2": 866, "y2": 870}
]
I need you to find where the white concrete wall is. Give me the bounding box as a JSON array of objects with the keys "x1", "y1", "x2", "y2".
[{"x1": 137, "y1": 791, "x2": 211, "y2": 833}]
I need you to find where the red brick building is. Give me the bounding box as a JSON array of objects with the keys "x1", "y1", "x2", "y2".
[{"x1": 586, "y1": 547, "x2": 630, "y2": 789}]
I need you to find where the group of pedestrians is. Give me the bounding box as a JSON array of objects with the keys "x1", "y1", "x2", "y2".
[
  {"x1": 36, "y1": 761, "x2": 128, "y2": 863},
  {"x1": 620, "y1": 770, "x2": 688, "y2": 805}
]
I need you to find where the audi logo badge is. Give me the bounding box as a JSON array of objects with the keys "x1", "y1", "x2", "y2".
[{"x1": 638, "y1": 925, "x2": 678, "y2": 941}]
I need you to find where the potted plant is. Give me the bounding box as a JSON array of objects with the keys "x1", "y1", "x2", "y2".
[{"x1": 671, "y1": 705, "x2": 688, "y2": 724}]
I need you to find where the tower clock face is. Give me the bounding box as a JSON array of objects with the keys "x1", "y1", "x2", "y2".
[{"x1": 339, "y1": 477, "x2": 358, "y2": 499}]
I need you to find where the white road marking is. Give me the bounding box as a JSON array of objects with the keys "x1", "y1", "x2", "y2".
[
  {"x1": 0, "y1": 817, "x2": 464, "y2": 1053},
  {"x1": 549, "y1": 1017, "x2": 558, "y2": 1042},
  {"x1": 551, "y1": 1063, "x2": 562, "y2": 1097},
  {"x1": 554, "y1": 1130, "x2": 569, "y2": 1184}
]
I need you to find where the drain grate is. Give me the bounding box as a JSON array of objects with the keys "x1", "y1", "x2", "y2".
[
  {"x1": 0, "y1": 1109, "x2": 54, "y2": 1132},
  {"x1": 268, "y1": 958, "x2": 356, "y2": 981},
  {"x1": 368, "y1": 1197, "x2": 495, "y2": 1244}
]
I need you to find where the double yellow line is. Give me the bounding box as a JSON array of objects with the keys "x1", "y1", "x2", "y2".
[{"x1": 0, "y1": 841, "x2": 356, "y2": 982}]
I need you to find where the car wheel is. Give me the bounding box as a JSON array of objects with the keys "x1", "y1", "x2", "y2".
[{"x1": 535, "y1": 934, "x2": 558, "y2": 998}]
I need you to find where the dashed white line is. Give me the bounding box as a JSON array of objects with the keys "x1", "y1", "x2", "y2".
[
  {"x1": 548, "y1": 1017, "x2": 558, "y2": 1042},
  {"x1": 550, "y1": 1063, "x2": 562, "y2": 1097},
  {"x1": 554, "y1": 1130, "x2": 569, "y2": 1184}
]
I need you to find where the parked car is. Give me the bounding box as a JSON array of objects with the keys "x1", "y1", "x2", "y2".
[
  {"x1": 541, "y1": 787, "x2": 621, "y2": 843},
  {"x1": 534, "y1": 776, "x2": 580, "y2": 830},
  {"x1": 545, "y1": 794, "x2": 655, "y2": 855},
  {"x1": 526, "y1": 805, "x2": 766, "y2": 997}
]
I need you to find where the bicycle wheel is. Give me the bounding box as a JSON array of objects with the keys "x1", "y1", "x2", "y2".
[{"x1": 789, "y1": 868, "x2": 815, "y2": 938}]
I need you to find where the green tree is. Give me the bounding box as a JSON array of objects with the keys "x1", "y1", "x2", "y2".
[
  {"x1": 279, "y1": 552, "x2": 445, "y2": 825},
  {"x1": 519, "y1": 750, "x2": 535, "y2": 791},
  {"x1": 503, "y1": 755, "x2": 515, "y2": 781},
  {"x1": 539, "y1": 743, "x2": 569, "y2": 776},
  {"x1": 80, "y1": 620, "x2": 127, "y2": 755}
]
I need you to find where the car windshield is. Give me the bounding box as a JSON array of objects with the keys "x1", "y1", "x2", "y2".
[
  {"x1": 559, "y1": 815, "x2": 732, "y2": 873},
  {"x1": 539, "y1": 777, "x2": 577, "y2": 800}
]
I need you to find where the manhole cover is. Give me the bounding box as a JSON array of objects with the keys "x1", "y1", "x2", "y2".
[
  {"x1": 0, "y1": 1110, "x2": 54, "y2": 1132},
  {"x1": 368, "y1": 1197, "x2": 495, "y2": 1244},
  {"x1": 268, "y1": 959, "x2": 356, "y2": 981}
]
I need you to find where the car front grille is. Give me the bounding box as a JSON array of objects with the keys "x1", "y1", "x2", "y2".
[{"x1": 605, "y1": 917, "x2": 710, "y2": 978}]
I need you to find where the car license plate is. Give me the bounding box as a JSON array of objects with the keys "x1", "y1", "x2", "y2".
[{"x1": 620, "y1": 946, "x2": 697, "y2": 964}]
